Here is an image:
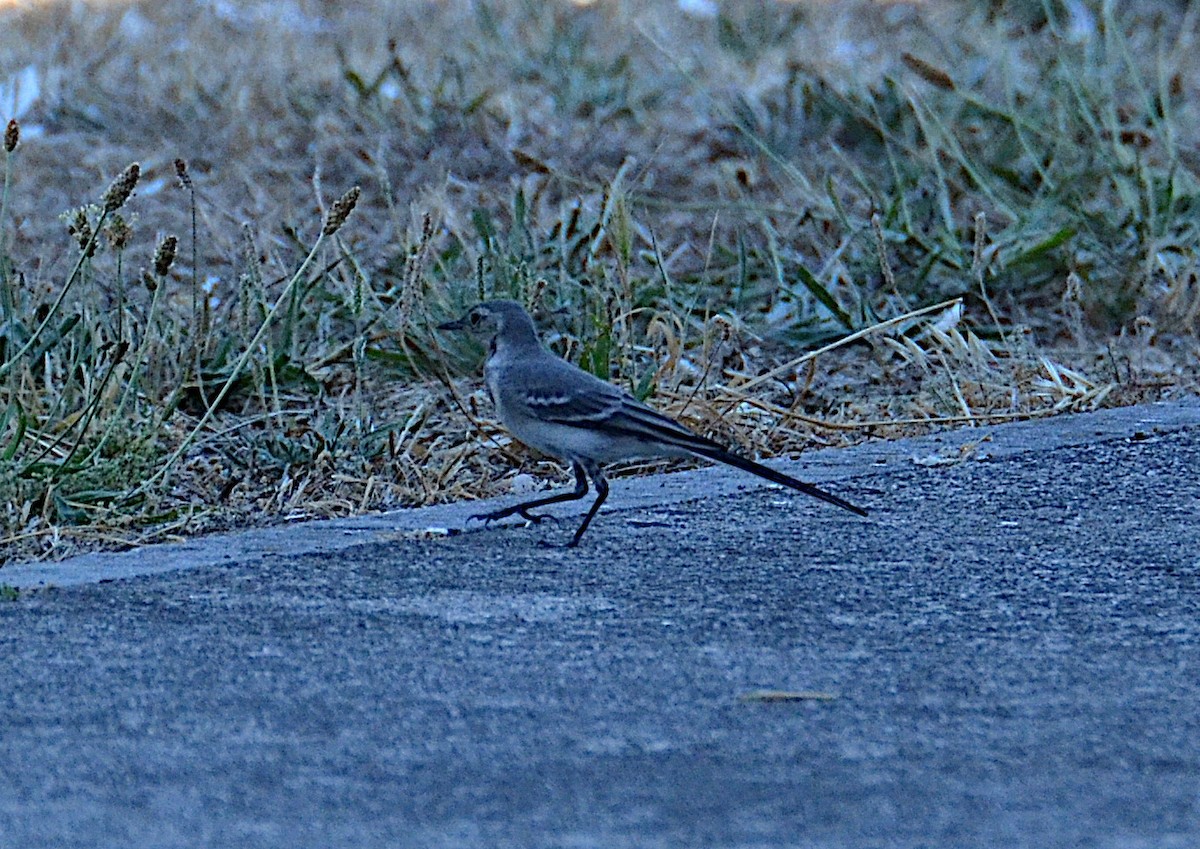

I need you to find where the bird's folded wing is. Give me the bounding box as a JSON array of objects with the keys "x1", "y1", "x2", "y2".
[
  {"x1": 604, "y1": 400, "x2": 725, "y2": 453},
  {"x1": 528, "y1": 385, "x2": 724, "y2": 455},
  {"x1": 521, "y1": 381, "x2": 626, "y2": 424}
]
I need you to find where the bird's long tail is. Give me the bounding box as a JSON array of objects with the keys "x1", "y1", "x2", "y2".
[
  {"x1": 599, "y1": 400, "x2": 867, "y2": 517},
  {"x1": 689, "y1": 444, "x2": 868, "y2": 517}
]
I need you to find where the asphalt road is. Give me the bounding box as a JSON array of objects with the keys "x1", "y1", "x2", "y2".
[{"x1": 2, "y1": 400, "x2": 1199, "y2": 848}]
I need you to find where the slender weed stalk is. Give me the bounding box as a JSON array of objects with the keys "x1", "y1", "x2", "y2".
[
  {"x1": 128, "y1": 186, "x2": 361, "y2": 498},
  {"x1": 0, "y1": 163, "x2": 139, "y2": 381}
]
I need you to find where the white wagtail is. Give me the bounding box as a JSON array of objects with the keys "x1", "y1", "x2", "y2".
[{"x1": 438, "y1": 300, "x2": 867, "y2": 547}]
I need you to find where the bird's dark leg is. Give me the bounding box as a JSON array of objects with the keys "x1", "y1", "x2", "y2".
[
  {"x1": 470, "y1": 462, "x2": 589, "y2": 526},
  {"x1": 566, "y1": 461, "x2": 608, "y2": 548}
]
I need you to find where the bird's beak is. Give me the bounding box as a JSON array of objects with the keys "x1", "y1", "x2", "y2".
[{"x1": 437, "y1": 315, "x2": 468, "y2": 331}]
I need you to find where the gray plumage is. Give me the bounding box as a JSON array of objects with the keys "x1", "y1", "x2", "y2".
[{"x1": 439, "y1": 300, "x2": 866, "y2": 547}]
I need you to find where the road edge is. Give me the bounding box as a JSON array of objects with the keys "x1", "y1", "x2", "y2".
[{"x1": 3, "y1": 397, "x2": 1198, "y2": 589}]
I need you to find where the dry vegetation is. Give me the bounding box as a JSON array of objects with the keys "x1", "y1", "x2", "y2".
[{"x1": 0, "y1": 0, "x2": 1197, "y2": 563}]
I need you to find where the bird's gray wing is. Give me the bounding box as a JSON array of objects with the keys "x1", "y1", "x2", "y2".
[
  {"x1": 517, "y1": 367, "x2": 627, "y2": 425},
  {"x1": 517, "y1": 362, "x2": 724, "y2": 453},
  {"x1": 601, "y1": 396, "x2": 725, "y2": 453}
]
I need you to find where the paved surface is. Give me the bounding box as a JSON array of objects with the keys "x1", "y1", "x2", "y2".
[{"x1": 2, "y1": 400, "x2": 1199, "y2": 848}]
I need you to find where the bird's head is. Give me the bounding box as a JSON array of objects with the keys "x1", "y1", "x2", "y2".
[{"x1": 437, "y1": 300, "x2": 539, "y2": 348}]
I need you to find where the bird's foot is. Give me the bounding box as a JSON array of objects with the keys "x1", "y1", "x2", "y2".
[{"x1": 468, "y1": 507, "x2": 556, "y2": 526}]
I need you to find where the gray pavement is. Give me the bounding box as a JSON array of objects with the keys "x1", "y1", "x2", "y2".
[{"x1": 2, "y1": 399, "x2": 1199, "y2": 848}]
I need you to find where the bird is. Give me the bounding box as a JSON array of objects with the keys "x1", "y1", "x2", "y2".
[{"x1": 438, "y1": 300, "x2": 866, "y2": 547}]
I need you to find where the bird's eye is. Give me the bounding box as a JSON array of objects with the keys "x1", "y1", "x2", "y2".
[{"x1": 468, "y1": 310, "x2": 482, "y2": 326}]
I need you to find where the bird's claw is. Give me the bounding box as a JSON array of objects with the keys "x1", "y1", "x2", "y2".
[{"x1": 468, "y1": 508, "x2": 555, "y2": 526}]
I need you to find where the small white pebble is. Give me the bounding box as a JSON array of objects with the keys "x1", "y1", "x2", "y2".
[{"x1": 509, "y1": 473, "x2": 540, "y2": 495}]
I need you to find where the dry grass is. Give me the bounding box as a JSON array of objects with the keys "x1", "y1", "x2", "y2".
[{"x1": 1, "y1": 0, "x2": 1198, "y2": 563}]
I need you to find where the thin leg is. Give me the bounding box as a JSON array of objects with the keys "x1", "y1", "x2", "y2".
[
  {"x1": 471, "y1": 462, "x2": 589, "y2": 525},
  {"x1": 566, "y1": 462, "x2": 608, "y2": 548}
]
